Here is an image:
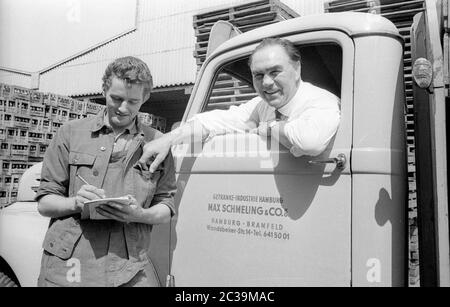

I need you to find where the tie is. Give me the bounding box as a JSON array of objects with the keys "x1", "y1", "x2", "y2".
[{"x1": 275, "y1": 110, "x2": 286, "y2": 120}]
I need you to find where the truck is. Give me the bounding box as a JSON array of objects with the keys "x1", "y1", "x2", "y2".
[{"x1": 1, "y1": 5, "x2": 449, "y2": 287}]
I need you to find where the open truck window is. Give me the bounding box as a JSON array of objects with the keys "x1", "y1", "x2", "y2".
[{"x1": 202, "y1": 42, "x2": 342, "y2": 112}]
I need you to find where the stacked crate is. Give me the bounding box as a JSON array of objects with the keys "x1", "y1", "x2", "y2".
[
  {"x1": 1, "y1": 82, "x2": 168, "y2": 206},
  {"x1": 205, "y1": 73, "x2": 260, "y2": 111},
  {"x1": 0, "y1": 84, "x2": 30, "y2": 205},
  {"x1": 69, "y1": 98, "x2": 85, "y2": 121},
  {"x1": 193, "y1": 0, "x2": 299, "y2": 111},
  {"x1": 193, "y1": 0, "x2": 299, "y2": 68},
  {"x1": 138, "y1": 112, "x2": 167, "y2": 132},
  {"x1": 138, "y1": 112, "x2": 153, "y2": 127},
  {"x1": 84, "y1": 101, "x2": 105, "y2": 118},
  {"x1": 0, "y1": 83, "x2": 99, "y2": 206},
  {"x1": 28, "y1": 91, "x2": 47, "y2": 167},
  {"x1": 324, "y1": 0, "x2": 425, "y2": 287},
  {"x1": 153, "y1": 116, "x2": 167, "y2": 132}
]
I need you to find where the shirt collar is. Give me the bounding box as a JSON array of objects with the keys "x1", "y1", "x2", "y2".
[
  {"x1": 90, "y1": 109, "x2": 141, "y2": 135},
  {"x1": 277, "y1": 79, "x2": 304, "y2": 117}
]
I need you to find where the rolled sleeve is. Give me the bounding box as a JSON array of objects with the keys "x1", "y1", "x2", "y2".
[
  {"x1": 35, "y1": 124, "x2": 71, "y2": 201},
  {"x1": 150, "y1": 151, "x2": 177, "y2": 217},
  {"x1": 284, "y1": 106, "x2": 340, "y2": 157}
]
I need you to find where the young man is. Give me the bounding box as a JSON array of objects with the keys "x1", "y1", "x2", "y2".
[
  {"x1": 36, "y1": 56, "x2": 176, "y2": 287},
  {"x1": 139, "y1": 37, "x2": 340, "y2": 172}
]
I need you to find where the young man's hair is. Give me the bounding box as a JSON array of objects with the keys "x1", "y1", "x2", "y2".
[
  {"x1": 248, "y1": 37, "x2": 301, "y2": 66},
  {"x1": 102, "y1": 56, "x2": 153, "y2": 100}
]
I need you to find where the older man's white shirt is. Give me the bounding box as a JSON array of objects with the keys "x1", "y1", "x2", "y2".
[{"x1": 190, "y1": 80, "x2": 340, "y2": 157}]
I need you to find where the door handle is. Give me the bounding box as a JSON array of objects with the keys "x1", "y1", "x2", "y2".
[{"x1": 308, "y1": 153, "x2": 347, "y2": 169}]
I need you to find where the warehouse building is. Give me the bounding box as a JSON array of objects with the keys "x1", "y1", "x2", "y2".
[{"x1": 0, "y1": 0, "x2": 325, "y2": 130}]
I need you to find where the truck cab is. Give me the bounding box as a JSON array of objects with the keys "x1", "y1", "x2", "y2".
[
  {"x1": 152, "y1": 12, "x2": 407, "y2": 287},
  {"x1": 0, "y1": 12, "x2": 407, "y2": 287}
]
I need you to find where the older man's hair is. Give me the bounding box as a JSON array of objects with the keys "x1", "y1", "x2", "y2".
[
  {"x1": 102, "y1": 56, "x2": 153, "y2": 100},
  {"x1": 249, "y1": 37, "x2": 301, "y2": 66}
]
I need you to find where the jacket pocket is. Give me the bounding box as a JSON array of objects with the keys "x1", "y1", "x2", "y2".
[
  {"x1": 68, "y1": 151, "x2": 96, "y2": 196},
  {"x1": 130, "y1": 163, "x2": 162, "y2": 208},
  {"x1": 42, "y1": 217, "x2": 83, "y2": 260}
]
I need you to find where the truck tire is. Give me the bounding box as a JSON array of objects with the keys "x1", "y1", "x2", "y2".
[{"x1": 0, "y1": 271, "x2": 19, "y2": 287}]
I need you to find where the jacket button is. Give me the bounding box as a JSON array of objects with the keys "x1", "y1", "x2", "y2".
[
  {"x1": 93, "y1": 169, "x2": 99, "y2": 176},
  {"x1": 49, "y1": 242, "x2": 54, "y2": 248},
  {"x1": 100, "y1": 147, "x2": 106, "y2": 151}
]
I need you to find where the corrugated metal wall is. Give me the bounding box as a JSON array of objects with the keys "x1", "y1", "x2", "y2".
[
  {"x1": 39, "y1": 11, "x2": 199, "y2": 96},
  {"x1": 39, "y1": 0, "x2": 325, "y2": 96},
  {"x1": 0, "y1": 70, "x2": 31, "y2": 89},
  {"x1": 139, "y1": 0, "x2": 250, "y2": 21}
]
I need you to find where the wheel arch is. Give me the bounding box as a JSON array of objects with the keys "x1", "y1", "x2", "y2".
[{"x1": 0, "y1": 256, "x2": 21, "y2": 287}]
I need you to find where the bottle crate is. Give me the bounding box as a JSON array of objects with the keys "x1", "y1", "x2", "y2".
[{"x1": 0, "y1": 83, "x2": 11, "y2": 99}]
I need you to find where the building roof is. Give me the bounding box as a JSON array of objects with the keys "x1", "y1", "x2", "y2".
[
  {"x1": 39, "y1": 11, "x2": 198, "y2": 96},
  {"x1": 38, "y1": 0, "x2": 326, "y2": 97},
  {"x1": 0, "y1": 67, "x2": 32, "y2": 89},
  {"x1": 1, "y1": 0, "x2": 326, "y2": 97}
]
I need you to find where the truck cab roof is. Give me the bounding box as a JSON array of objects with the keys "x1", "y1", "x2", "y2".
[{"x1": 209, "y1": 12, "x2": 402, "y2": 61}]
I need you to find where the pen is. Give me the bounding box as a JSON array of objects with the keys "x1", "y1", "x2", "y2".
[
  {"x1": 77, "y1": 174, "x2": 106, "y2": 199},
  {"x1": 77, "y1": 174, "x2": 90, "y2": 185}
]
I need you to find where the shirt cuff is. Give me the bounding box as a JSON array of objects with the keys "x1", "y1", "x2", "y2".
[{"x1": 188, "y1": 113, "x2": 213, "y2": 134}]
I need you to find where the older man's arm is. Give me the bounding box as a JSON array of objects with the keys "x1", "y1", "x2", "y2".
[
  {"x1": 139, "y1": 97, "x2": 261, "y2": 172},
  {"x1": 139, "y1": 120, "x2": 208, "y2": 173},
  {"x1": 283, "y1": 107, "x2": 340, "y2": 157},
  {"x1": 251, "y1": 105, "x2": 340, "y2": 157},
  {"x1": 267, "y1": 121, "x2": 292, "y2": 148}
]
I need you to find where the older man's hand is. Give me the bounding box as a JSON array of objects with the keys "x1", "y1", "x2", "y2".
[
  {"x1": 139, "y1": 134, "x2": 172, "y2": 173},
  {"x1": 249, "y1": 121, "x2": 272, "y2": 137}
]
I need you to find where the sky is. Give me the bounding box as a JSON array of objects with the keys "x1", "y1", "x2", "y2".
[{"x1": 0, "y1": 0, "x2": 137, "y2": 72}]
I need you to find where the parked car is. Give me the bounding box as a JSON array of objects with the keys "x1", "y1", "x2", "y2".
[{"x1": 0, "y1": 163, "x2": 48, "y2": 286}]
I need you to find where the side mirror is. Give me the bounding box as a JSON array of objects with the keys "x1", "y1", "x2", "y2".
[{"x1": 206, "y1": 21, "x2": 242, "y2": 57}]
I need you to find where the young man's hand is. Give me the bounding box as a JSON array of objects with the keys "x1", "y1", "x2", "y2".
[
  {"x1": 75, "y1": 184, "x2": 106, "y2": 212},
  {"x1": 95, "y1": 195, "x2": 171, "y2": 225},
  {"x1": 95, "y1": 195, "x2": 141, "y2": 223}
]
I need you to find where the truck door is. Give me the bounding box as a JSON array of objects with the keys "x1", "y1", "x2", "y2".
[{"x1": 170, "y1": 31, "x2": 354, "y2": 286}]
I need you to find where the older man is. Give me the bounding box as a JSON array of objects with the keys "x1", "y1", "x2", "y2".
[
  {"x1": 36, "y1": 56, "x2": 176, "y2": 287},
  {"x1": 140, "y1": 37, "x2": 340, "y2": 172}
]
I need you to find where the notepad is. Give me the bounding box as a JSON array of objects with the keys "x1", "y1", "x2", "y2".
[{"x1": 82, "y1": 196, "x2": 131, "y2": 220}]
